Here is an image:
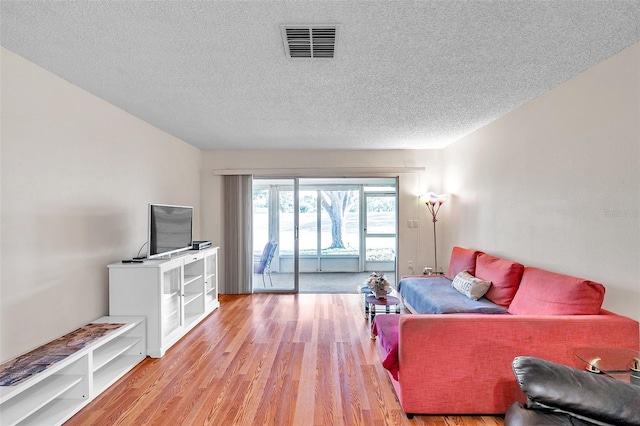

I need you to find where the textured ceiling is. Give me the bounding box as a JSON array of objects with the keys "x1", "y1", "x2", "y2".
[{"x1": 1, "y1": 1, "x2": 638, "y2": 150}]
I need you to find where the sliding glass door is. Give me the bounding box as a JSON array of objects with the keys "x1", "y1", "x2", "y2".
[{"x1": 252, "y1": 177, "x2": 397, "y2": 293}]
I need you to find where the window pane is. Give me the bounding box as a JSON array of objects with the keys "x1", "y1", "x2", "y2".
[
  {"x1": 366, "y1": 237, "x2": 396, "y2": 261},
  {"x1": 279, "y1": 189, "x2": 294, "y2": 256},
  {"x1": 253, "y1": 188, "x2": 269, "y2": 256},
  {"x1": 299, "y1": 191, "x2": 317, "y2": 255},
  {"x1": 366, "y1": 195, "x2": 396, "y2": 234},
  {"x1": 320, "y1": 190, "x2": 359, "y2": 255}
]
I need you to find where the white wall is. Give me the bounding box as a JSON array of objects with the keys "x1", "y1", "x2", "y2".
[
  {"x1": 441, "y1": 43, "x2": 640, "y2": 321},
  {"x1": 200, "y1": 149, "x2": 443, "y2": 289},
  {"x1": 0, "y1": 48, "x2": 203, "y2": 362}
]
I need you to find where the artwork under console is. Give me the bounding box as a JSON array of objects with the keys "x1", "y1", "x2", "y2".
[{"x1": 108, "y1": 246, "x2": 219, "y2": 358}]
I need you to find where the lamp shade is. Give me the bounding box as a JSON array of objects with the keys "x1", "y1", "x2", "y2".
[{"x1": 423, "y1": 192, "x2": 449, "y2": 206}]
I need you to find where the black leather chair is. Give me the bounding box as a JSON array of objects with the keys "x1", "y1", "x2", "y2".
[{"x1": 505, "y1": 356, "x2": 640, "y2": 426}]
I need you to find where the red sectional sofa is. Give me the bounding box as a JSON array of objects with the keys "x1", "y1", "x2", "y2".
[{"x1": 372, "y1": 247, "x2": 639, "y2": 417}]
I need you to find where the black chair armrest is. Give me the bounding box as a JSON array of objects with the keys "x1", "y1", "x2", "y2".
[
  {"x1": 505, "y1": 402, "x2": 599, "y2": 426},
  {"x1": 512, "y1": 356, "x2": 640, "y2": 426}
]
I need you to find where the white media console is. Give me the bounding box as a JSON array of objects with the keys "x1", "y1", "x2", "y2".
[
  {"x1": 0, "y1": 316, "x2": 146, "y2": 426},
  {"x1": 108, "y1": 246, "x2": 220, "y2": 358}
]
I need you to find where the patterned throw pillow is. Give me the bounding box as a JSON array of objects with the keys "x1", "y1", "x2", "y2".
[{"x1": 451, "y1": 271, "x2": 492, "y2": 300}]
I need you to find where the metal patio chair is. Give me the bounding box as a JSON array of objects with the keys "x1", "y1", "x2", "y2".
[{"x1": 254, "y1": 241, "x2": 278, "y2": 287}]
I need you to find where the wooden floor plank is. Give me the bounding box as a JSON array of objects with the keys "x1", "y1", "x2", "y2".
[{"x1": 66, "y1": 294, "x2": 505, "y2": 425}]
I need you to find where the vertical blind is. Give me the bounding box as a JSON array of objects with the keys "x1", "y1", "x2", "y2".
[{"x1": 222, "y1": 175, "x2": 253, "y2": 294}]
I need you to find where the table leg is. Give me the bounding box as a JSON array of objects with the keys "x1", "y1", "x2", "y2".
[
  {"x1": 364, "y1": 294, "x2": 369, "y2": 318},
  {"x1": 369, "y1": 302, "x2": 377, "y2": 339}
]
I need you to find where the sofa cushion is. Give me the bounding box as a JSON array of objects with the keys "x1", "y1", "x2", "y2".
[
  {"x1": 508, "y1": 267, "x2": 605, "y2": 315},
  {"x1": 451, "y1": 271, "x2": 491, "y2": 300},
  {"x1": 475, "y1": 253, "x2": 525, "y2": 307},
  {"x1": 445, "y1": 246, "x2": 483, "y2": 280},
  {"x1": 398, "y1": 277, "x2": 508, "y2": 314}
]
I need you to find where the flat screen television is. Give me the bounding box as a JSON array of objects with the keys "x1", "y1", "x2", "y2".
[{"x1": 147, "y1": 204, "x2": 193, "y2": 259}]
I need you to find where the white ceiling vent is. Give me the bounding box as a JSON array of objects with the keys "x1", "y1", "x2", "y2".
[{"x1": 281, "y1": 25, "x2": 338, "y2": 59}]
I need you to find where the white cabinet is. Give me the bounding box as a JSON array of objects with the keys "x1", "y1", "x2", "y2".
[
  {"x1": 0, "y1": 316, "x2": 145, "y2": 426},
  {"x1": 108, "y1": 247, "x2": 219, "y2": 358}
]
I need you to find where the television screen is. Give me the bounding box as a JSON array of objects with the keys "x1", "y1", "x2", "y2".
[{"x1": 147, "y1": 204, "x2": 193, "y2": 259}]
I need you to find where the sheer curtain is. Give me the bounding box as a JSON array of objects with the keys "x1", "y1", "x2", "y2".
[{"x1": 222, "y1": 175, "x2": 253, "y2": 294}]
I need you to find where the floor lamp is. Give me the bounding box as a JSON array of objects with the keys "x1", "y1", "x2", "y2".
[{"x1": 424, "y1": 192, "x2": 449, "y2": 274}]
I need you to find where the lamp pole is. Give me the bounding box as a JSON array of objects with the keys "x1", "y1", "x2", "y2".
[
  {"x1": 432, "y1": 215, "x2": 439, "y2": 273},
  {"x1": 424, "y1": 193, "x2": 448, "y2": 274}
]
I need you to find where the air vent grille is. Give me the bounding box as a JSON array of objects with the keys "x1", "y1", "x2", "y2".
[{"x1": 281, "y1": 25, "x2": 338, "y2": 59}]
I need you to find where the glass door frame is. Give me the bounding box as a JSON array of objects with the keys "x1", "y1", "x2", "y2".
[
  {"x1": 253, "y1": 177, "x2": 299, "y2": 293},
  {"x1": 361, "y1": 185, "x2": 398, "y2": 273}
]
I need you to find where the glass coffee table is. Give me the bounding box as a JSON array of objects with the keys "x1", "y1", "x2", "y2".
[
  {"x1": 575, "y1": 347, "x2": 640, "y2": 385},
  {"x1": 365, "y1": 295, "x2": 401, "y2": 323}
]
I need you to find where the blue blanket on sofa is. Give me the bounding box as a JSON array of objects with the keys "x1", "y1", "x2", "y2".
[{"x1": 397, "y1": 277, "x2": 508, "y2": 314}]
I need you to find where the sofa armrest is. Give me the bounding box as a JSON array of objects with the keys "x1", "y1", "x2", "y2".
[{"x1": 396, "y1": 312, "x2": 639, "y2": 414}]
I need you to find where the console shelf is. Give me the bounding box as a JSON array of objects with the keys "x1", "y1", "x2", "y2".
[
  {"x1": 184, "y1": 293, "x2": 201, "y2": 307},
  {"x1": 19, "y1": 398, "x2": 80, "y2": 426},
  {"x1": 184, "y1": 274, "x2": 203, "y2": 287},
  {"x1": 0, "y1": 316, "x2": 145, "y2": 426},
  {"x1": 93, "y1": 336, "x2": 141, "y2": 371},
  {"x1": 93, "y1": 354, "x2": 144, "y2": 393},
  {"x1": 2, "y1": 374, "x2": 83, "y2": 425}
]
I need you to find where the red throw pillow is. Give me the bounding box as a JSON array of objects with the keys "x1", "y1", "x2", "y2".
[
  {"x1": 445, "y1": 247, "x2": 483, "y2": 280},
  {"x1": 476, "y1": 253, "x2": 525, "y2": 307},
  {"x1": 508, "y1": 267, "x2": 605, "y2": 315}
]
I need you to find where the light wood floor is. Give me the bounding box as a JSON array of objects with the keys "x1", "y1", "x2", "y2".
[{"x1": 67, "y1": 294, "x2": 504, "y2": 425}]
